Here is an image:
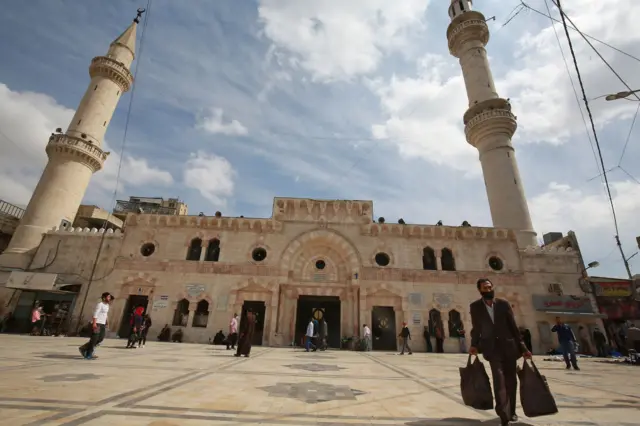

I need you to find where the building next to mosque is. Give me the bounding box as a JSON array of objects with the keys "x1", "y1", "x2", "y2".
[{"x1": 0, "y1": 2, "x2": 608, "y2": 353}]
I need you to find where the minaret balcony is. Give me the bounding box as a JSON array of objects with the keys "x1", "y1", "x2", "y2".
[
  {"x1": 46, "y1": 133, "x2": 110, "y2": 172},
  {"x1": 447, "y1": 11, "x2": 490, "y2": 57},
  {"x1": 464, "y1": 99, "x2": 517, "y2": 149},
  {"x1": 89, "y1": 56, "x2": 134, "y2": 92}
]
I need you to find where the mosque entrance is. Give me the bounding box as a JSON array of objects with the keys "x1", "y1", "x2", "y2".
[
  {"x1": 118, "y1": 295, "x2": 149, "y2": 338},
  {"x1": 241, "y1": 301, "x2": 266, "y2": 346},
  {"x1": 295, "y1": 295, "x2": 341, "y2": 348},
  {"x1": 371, "y1": 306, "x2": 397, "y2": 351}
]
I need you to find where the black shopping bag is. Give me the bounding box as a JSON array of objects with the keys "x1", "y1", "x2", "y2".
[
  {"x1": 459, "y1": 354, "x2": 494, "y2": 410},
  {"x1": 517, "y1": 359, "x2": 559, "y2": 418}
]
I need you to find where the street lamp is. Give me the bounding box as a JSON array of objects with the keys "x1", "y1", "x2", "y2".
[
  {"x1": 586, "y1": 261, "x2": 600, "y2": 269},
  {"x1": 579, "y1": 260, "x2": 600, "y2": 293},
  {"x1": 604, "y1": 89, "x2": 640, "y2": 101}
]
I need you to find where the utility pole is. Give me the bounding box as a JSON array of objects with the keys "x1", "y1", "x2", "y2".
[{"x1": 615, "y1": 235, "x2": 634, "y2": 280}]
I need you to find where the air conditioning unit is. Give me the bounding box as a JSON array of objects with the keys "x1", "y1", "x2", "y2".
[
  {"x1": 59, "y1": 219, "x2": 71, "y2": 230},
  {"x1": 548, "y1": 283, "x2": 564, "y2": 295}
]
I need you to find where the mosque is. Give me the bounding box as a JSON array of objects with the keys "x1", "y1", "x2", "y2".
[{"x1": 0, "y1": 1, "x2": 605, "y2": 353}]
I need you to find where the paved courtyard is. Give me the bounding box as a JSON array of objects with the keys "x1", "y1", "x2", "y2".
[{"x1": 0, "y1": 335, "x2": 638, "y2": 425}]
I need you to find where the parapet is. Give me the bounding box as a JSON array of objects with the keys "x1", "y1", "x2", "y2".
[
  {"x1": 273, "y1": 197, "x2": 373, "y2": 224},
  {"x1": 47, "y1": 226, "x2": 123, "y2": 237},
  {"x1": 126, "y1": 214, "x2": 283, "y2": 233},
  {"x1": 361, "y1": 223, "x2": 517, "y2": 241},
  {"x1": 522, "y1": 245, "x2": 576, "y2": 255}
]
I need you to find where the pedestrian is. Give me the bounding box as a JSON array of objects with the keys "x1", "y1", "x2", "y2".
[
  {"x1": 435, "y1": 325, "x2": 444, "y2": 353},
  {"x1": 457, "y1": 322, "x2": 466, "y2": 353},
  {"x1": 423, "y1": 326, "x2": 433, "y2": 352},
  {"x1": 398, "y1": 322, "x2": 413, "y2": 355},
  {"x1": 363, "y1": 324, "x2": 372, "y2": 351},
  {"x1": 234, "y1": 309, "x2": 255, "y2": 357},
  {"x1": 318, "y1": 318, "x2": 328, "y2": 351},
  {"x1": 469, "y1": 278, "x2": 531, "y2": 426},
  {"x1": 551, "y1": 317, "x2": 580, "y2": 370},
  {"x1": 31, "y1": 305, "x2": 42, "y2": 335},
  {"x1": 593, "y1": 327, "x2": 607, "y2": 357},
  {"x1": 79, "y1": 292, "x2": 112, "y2": 360},
  {"x1": 227, "y1": 313, "x2": 238, "y2": 350},
  {"x1": 520, "y1": 327, "x2": 533, "y2": 352},
  {"x1": 126, "y1": 306, "x2": 145, "y2": 348},
  {"x1": 138, "y1": 314, "x2": 152, "y2": 348},
  {"x1": 305, "y1": 318, "x2": 316, "y2": 352}
]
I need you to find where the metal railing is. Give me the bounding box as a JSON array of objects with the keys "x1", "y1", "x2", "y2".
[{"x1": 0, "y1": 200, "x2": 25, "y2": 219}]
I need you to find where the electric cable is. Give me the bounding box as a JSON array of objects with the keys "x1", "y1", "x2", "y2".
[{"x1": 617, "y1": 103, "x2": 640, "y2": 166}]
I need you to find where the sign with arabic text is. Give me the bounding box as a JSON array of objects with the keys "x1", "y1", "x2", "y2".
[
  {"x1": 185, "y1": 284, "x2": 205, "y2": 299},
  {"x1": 531, "y1": 295, "x2": 592, "y2": 313},
  {"x1": 592, "y1": 280, "x2": 632, "y2": 297}
]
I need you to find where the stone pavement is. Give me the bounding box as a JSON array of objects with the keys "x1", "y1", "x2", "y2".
[{"x1": 0, "y1": 335, "x2": 638, "y2": 425}]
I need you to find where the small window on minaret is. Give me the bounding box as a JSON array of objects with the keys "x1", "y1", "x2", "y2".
[
  {"x1": 117, "y1": 91, "x2": 120, "y2": 95},
  {"x1": 94, "y1": 85, "x2": 97, "y2": 91},
  {"x1": 103, "y1": 121, "x2": 107, "y2": 126},
  {"x1": 77, "y1": 119, "x2": 82, "y2": 125}
]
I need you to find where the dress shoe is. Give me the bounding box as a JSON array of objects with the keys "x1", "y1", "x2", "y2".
[{"x1": 511, "y1": 414, "x2": 519, "y2": 422}]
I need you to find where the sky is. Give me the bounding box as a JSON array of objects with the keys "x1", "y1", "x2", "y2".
[{"x1": 0, "y1": 0, "x2": 639, "y2": 278}]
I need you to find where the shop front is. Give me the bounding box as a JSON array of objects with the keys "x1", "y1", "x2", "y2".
[
  {"x1": 592, "y1": 279, "x2": 639, "y2": 352},
  {"x1": 532, "y1": 294, "x2": 605, "y2": 354}
]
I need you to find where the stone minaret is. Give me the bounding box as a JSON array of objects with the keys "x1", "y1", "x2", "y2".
[
  {"x1": 447, "y1": 0, "x2": 536, "y2": 248},
  {"x1": 0, "y1": 16, "x2": 139, "y2": 269}
]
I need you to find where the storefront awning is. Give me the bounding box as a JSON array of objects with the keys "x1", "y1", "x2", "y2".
[{"x1": 542, "y1": 311, "x2": 607, "y2": 319}]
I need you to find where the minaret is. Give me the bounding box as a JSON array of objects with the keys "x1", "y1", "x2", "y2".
[
  {"x1": 446, "y1": 1, "x2": 537, "y2": 248},
  {"x1": 0, "y1": 12, "x2": 141, "y2": 269}
]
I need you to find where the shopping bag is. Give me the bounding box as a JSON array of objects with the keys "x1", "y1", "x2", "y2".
[
  {"x1": 459, "y1": 354, "x2": 494, "y2": 410},
  {"x1": 517, "y1": 359, "x2": 559, "y2": 417}
]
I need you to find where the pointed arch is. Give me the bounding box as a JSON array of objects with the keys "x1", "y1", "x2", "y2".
[
  {"x1": 204, "y1": 238, "x2": 221, "y2": 262},
  {"x1": 172, "y1": 299, "x2": 189, "y2": 326},
  {"x1": 422, "y1": 246, "x2": 437, "y2": 270},
  {"x1": 447, "y1": 309, "x2": 462, "y2": 337},
  {"x1": 192, "y1": 299, "x2": 210, "y2": 327},
  {"x1": 441, "y1": 247, "x2": 456, "y2": 271},
  {"x1": 186, "y1": 238, "x2": 202, "y2": 261}
]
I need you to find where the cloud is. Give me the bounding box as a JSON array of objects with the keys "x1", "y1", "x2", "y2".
[
  {"x1": 0, "y1": 82, "x2": 172, "y2": 206},
  {"x1": 183, "y1": 151, "x2": 236, "y2": 207},
  {"x1": 197, "y1": 108, "x2": 249, "y2": 136},
  {"x1": 257, "y1": 0, "x2": 430, "y2": 81}
]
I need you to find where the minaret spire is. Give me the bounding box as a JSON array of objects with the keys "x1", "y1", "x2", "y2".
[
  {"x1": 0, "y1": 15, "x2": 139, "y2": 269},
  {"x1": 446, "y1": 0, "x2": 537, "y2": 248}
]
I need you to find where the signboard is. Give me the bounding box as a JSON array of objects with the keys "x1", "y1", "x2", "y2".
[
  {"x1": 185, "y1": 284, "x2": 205, "y2": 298},
  {"x1": 592, "y1": 280, "x2": 632, "y2": 297},
  {"x1": 412, "y1": 312, "x2": 421, "y2": 325},
  {"x1": 160, "y1": 295, "x2": 169, "y2": 301},
  {"x1": 531, "y1": 295, "x2": 593, "y2": 314},
  {"x1": 5, "y1": 272, "x2": 58, "y2": 291},
  {"x1": 433, "y1": 293, "x2": 453, "y2": 309},
  {"x1": 409, "y1": 293, "x2": 423, "y2": 306},
  {"x1": 152, "y1": 300, "x2": 168, "y2": 309}
]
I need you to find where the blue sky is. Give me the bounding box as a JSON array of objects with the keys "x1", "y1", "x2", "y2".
[{"x1": 0, "y1": 0, "x2": 639, "y2": 278}]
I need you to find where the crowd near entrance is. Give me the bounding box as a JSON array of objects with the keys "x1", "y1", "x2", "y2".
[
  {"x1": 295, "y1": 295, "x2": 341, "y2": 348},
  {"x1": 118, "y1": 295, "x2": 149, "y2": 338}
]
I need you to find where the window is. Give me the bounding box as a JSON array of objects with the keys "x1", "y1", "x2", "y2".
[
  {"x1": 204, "y1": 239, "x2": 221, "y2": 262},
  {"x1": 441, "y1": 248, "x2": 456, "y2": 271},
  {"x1": 252, "y1": 247, "x2": 267, "y2": 262},
  {"x1": 315, "y1": 259, "x2": 326, "y2": 270},
  {"x1": 448, "y1": 310, "x2": 462, "y2": 337},
  {"x1": 375, "y1": 252, "x2": 390, "y2": 267},
  {"x1": 140, "y1": 243, "x2": 155, "y2": 257},
  {"x1": 186, "y1": 238, "x2": 202, "y2": 261},
  {"x1": 488, "y1": 256, "x2": 504, "y2": 271},
  {"x1": 548, "y1": 283, "x2": 564, "y2": 295},
  {"x1": 172, "y1": 299, "x2": 189, "y2": 326},
  {"x1": 428, "y1": 309, "x2": 443, "y2": 336},
  {"x1": 422, "y1": 247, "x2": 437, "y2": 270},
  {"x1": 192, "y1": 300, "x2": 209, "y2": 327}
]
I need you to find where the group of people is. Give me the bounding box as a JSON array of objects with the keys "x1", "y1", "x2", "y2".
[
  {"x1": 125, "y1": 306, "x2": 152, "y2": 349},
  {"x1": 304, "y1": 317, "x2": 328, "y2": 351}
]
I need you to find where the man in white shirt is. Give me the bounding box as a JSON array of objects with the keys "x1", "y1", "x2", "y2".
[
  {"x1": 363, "y1": 324, "x2": 372, "y2": 351},
  {"x1": 305, "y1": 318, "x2": 316, "y2": 352},
  {"x1": 79, "y1": 292, "x2": 112, "y2": 360},
  {"x1": 227, "y1": 313, "x2": 239, "y2": 350}
]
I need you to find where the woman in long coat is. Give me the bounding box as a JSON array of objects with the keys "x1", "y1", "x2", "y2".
[{"x1": 234, "y1": 310, "x2": 255, "y2": 357}]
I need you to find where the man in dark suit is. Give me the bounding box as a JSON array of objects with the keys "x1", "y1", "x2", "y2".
[{"x1": 469, "y1": 278, "x2": 532, "y2": 426}]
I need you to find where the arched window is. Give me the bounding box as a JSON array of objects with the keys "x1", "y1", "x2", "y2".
[
  {"x1": 192, "y1": 300, "x2": 210, "y2": 327},
  {"x1": 448, "y1": 310, "x2": 462, "y2": 337},
  {"x1": 186, "y1": 238, "x2": 202, "y2": 261},
  {"x1": 422, "y1": 247, "x2": 437, "y2": 270},
  {"x1": 172, "y1": 299, "x2": 189, "y2": 326},
  {"x1": 441, "y1": 248, "x2": 456, "y2": 271},
  {"x1": 428, "y1": 309, "x2": 443, "y2": 336},
  {"x1": 204, "y1": 239, "x2": 221, "y2": 262}
]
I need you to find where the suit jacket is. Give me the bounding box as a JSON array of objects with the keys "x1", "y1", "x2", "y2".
[{"x1": 469, "y1": 298, "x2": 528, "y2": 361}]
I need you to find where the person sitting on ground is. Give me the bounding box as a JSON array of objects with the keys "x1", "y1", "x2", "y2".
[
  {"x1": 213, "y1": 330, "x2": 226, "y2": 345},
  {"x1": 158, "y1": 324, "x2": 171, "y2": 342},
  {"x1": 171, "y1": 328, "x2": 183, "y2": 343}
]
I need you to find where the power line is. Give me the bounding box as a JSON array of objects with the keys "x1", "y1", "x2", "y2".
[
  {"x1": 618, "y1": 102, "x2": 640, "y2": 166},
  {"x1": 519, "y1": 1, "x2": 640, "y2": 64},
  {"x1": 553, "y1": 0, "x2": 633, "y2": 279}
]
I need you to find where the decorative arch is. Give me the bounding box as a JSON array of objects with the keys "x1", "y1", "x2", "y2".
[
  {"x1": 279, "y1": 228, "x2": 361, "y2": 274},
  {"x1": 422, "y1": 246, "x2": 437, "y2": 270},
  {"x1": 441, "y1": 247, "x2": 456, "y2": 271},
  {"x1": 117, "y1": 273, "x2": 157, "y2": 298},
  {"x1": 186, "y1": 237, "x2": 203, "y2": 261},
  {"x1": 204, "y1": 238, "x2": 221, "y2": 262},
  {"x1": 364, "y1": 283, "x2": 405, "y2": 311}
]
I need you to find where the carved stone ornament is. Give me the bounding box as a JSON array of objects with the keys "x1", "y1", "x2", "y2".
[{"x1": 433, "y1": 293, "x2": 453, "y2": 310}]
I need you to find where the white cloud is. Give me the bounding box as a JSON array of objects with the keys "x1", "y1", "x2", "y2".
[
  {"x1": 197, "y1": 108, "x2": 249, "y2": 136},
  {"x1": 0, "y1": 82, "x2": 172, "y2": 207},
  {"x1": 183, "y1": 151, "x2": 236, "y2": 207},
  {"x1": 257, "y1": 0, "x2": 430, "y2": 81}
]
